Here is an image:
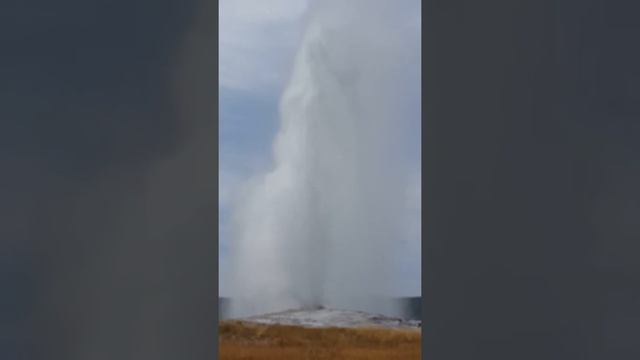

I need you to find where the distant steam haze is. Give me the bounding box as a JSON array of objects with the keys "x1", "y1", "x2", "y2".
[{"x1": 227, "y1": 0, "x2": 420, "y2": 318}]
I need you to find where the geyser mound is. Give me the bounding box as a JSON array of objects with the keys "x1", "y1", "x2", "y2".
[{"x1": 238, "y1": 307, "x2": 421, "y2": 330}]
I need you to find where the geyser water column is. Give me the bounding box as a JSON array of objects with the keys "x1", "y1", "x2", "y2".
[{"x1": 228, "y1": 0, "x2": 418, "y2": 318}]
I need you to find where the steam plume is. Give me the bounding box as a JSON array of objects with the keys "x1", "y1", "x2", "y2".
[{"x1": 228, "y1": 0, "x2": 418, "y2": 318}]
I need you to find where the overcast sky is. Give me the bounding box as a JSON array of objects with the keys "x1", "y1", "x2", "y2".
[{"x1": 219, "y1": 0, "x2": 421, "y2": 297}]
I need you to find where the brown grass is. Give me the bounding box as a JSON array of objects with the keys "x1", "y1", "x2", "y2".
[{"x1": 219, "y1": 320, "x2": 421, "y2": 359}]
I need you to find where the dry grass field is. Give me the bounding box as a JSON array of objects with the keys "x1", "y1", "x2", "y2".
[{"x1": 219, "y1": 320, "x2": 421, "y2": 359}]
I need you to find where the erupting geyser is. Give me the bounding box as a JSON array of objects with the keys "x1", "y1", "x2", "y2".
[{"x1": 228, "y1": 0, "x2": 419, "y2": 318}]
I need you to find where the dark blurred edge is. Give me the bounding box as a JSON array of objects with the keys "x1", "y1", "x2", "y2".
[
  {"x1": 1, "y1": 0, "x2": 219, "y2": 359},
  {"x1": 424, "y1": 0, "x2": 640, "y2": 359}
]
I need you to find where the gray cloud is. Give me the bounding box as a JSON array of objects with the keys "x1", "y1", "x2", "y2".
[{"x1": 219, "y1": 0, "x2": 309, "y2": 92}]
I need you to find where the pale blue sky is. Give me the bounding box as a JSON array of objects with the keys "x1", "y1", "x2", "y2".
[{"x1": 219, "y1": 0, "x2": 421, "y2": 297}]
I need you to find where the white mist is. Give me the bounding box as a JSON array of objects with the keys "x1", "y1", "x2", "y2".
[{"x1": 228, "y1": 0, "x2": 419, "y2": 318}]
